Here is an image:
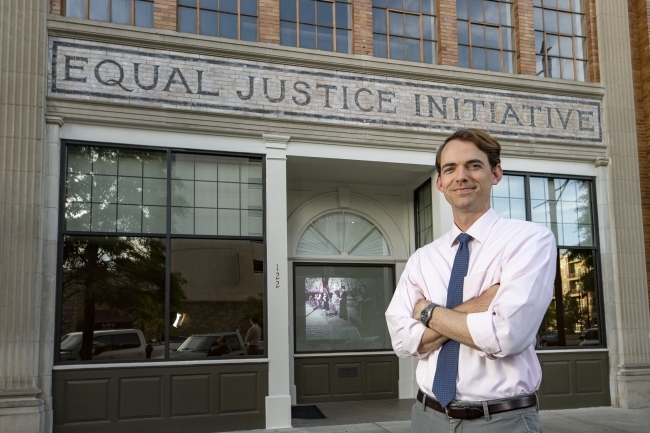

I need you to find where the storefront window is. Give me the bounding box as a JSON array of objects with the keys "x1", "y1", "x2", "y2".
[
  {"x1": 490, "y1": 173, "x2": 603, "y2": 348},
  {"x1": 372, "y1": 0, "x2": 437, "y2": 64},
  {"x1": 66, "y1": 0, "x2": 154, "y2": 28},
  {"x1": 294, "y1": 265, "x2": 394, "y2": 353},
  {"x1": 178, "y1": 0, "x2": 258, "y2": 41},
  {"x1": 457, "y1": 0, "x2": 515, "y2": 72},
  {"x1": 414, "y1": 179, "x2": 433, "y2": 248},
  {"x1": 58, "y1": 143, "x2": 265, "y2": 363},
  {"x1": 280, "y1": 0, "x2": 352, "y2": 53}
]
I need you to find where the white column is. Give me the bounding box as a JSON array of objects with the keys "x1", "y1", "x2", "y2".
[
  {"x1": 39, "y1": 116, "x2": 65, "y2": 433},
  {"x1": 263, "y1": 134, "x2": 292, "y2": 428}
]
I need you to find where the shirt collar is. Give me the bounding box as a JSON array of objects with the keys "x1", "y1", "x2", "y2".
[{"x1": 447, "y1": 208, "x2": 500, "y2": 246}]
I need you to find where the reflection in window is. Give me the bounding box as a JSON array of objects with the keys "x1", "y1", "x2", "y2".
[
  {"x1": 490, "y1": 174, "x2": 525, "y2": 220},
  {"x1": 372, "y1": 0, "x2": 436, "y2": 64},
  {"x1": 534, "y1": 0, "x2": 587, "y2": 81},
  {"x1": 59, "y1": 236, "x2": 169, "y2": 362},
  {"x1": 296, "y1": 211, "x2": 390, "y2": 256},
  {"x1": 178, "y1": 0, "x2": 258, "y2": 42},
  {"x1": 65, "y1": 0, "x2": 154, "y2": 27},
  {"x1": 65, "y1": 146, "x2": 168, "y2": 234},
  {"x1": 415, "y1": 180, "x2": 433, "y2": 247},
  {"x1": 280, "y1": 0, "x2": 352, "y2": 53},
  {"x1": 171, "y1": 154, "x2": 263, "y2": 236},
  {"x1": 294, "y1": 265, "x2": 394, "y2": 353},
  {"x1": 169, "y1": 239, "x2": 265, "y2": 359},
  {"x1": 457, "y1": 0, "x2": 515, "y2": 72}
]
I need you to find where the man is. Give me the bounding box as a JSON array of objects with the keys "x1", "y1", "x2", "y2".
[
  {"x1": 386, "y1": 129, "x2": 556, "y2": 432},
  {"x1": 244, "y1": 316, "x2": 261, "y2": 355}
]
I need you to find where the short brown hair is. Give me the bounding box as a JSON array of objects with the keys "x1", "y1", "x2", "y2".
[{"x1": 435, "y1": 129, "x2": 501, "y2": 174}]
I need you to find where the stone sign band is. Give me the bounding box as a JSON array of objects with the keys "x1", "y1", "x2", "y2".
[{"x1": 49, "y1": 38, "x2": 602, "y2": 143}]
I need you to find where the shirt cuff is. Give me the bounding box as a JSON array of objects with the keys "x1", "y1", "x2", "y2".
[
  {"x1": 467, "y1": 311, "x2": 501, "y2": 358},
  {"x1": 407, "y1": 320, "x2": 431, "y2": 359}
]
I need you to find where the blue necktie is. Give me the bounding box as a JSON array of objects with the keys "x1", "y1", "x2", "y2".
[{"x1": 432, "y1": 233, "x2": 473, "y2": 407}]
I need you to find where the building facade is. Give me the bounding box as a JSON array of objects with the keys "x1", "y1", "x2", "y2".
[{"x1": 1, "y1": 0, "x2": 650, "y2": 432}]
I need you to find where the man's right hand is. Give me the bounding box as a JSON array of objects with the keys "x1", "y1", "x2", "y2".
[{"x1": 456, "y1": 283, "x2": 500, "y2": 314}]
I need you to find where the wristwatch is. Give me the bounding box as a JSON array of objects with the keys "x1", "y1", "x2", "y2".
[{"x1": 420, "y1": 303, "x2": 439, "y2": 327}]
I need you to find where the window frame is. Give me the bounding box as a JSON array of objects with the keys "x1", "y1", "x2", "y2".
[
  {"x1": 177, "y1": 0, "x2": 259, "y2": 41},
  {"x1": 292, "y1": 262, "x2": 396, "y2": 355},
  {"x1": 371, "y1": 0, "x2": 437, "y2": 64},
  {"x1": 280, "y1": 0, "x2": 353, "y2": 53},
  {"x1": 64, "y1": 0, "x2": 154, "y2": 27},
  {"x1": 55, "y1": 140, "x2": 268, "y2": 365},
  {"x1": 457, "y1": 0, "x2": 515, "y2": 73},
  {"x1": 533, "y1": 0, "x2": 588, "y2": 81},
  {"x1": 414, "y1": 178, "x2": 433, "y2": 249},
  {"x1": 497, "y1": 171, "x2": 606, "y2": 350}
]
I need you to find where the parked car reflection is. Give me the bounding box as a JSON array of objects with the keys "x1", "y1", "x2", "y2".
[
  {"x1": 168, "y1": 333, "x2": 245, "y2": 359},
  {"x1": 579, "y1": 328, "x2": 600, "y2": 346},
  {"x1": 60, "y1": 329, "x2": 163, "y2": 361}
]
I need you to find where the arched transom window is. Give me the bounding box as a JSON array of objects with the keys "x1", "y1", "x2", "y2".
[{"x1": 296, "y1": 212, "x2": 390, "y2": 256}]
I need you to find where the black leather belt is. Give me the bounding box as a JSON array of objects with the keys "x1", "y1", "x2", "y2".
[{"x1": 416, "y1": 390, "x2": 537, "y2": 420}]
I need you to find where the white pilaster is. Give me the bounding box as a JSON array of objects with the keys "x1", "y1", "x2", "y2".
[{"x1": 263, "y1": 134, "x2": 292, "y2": 428}]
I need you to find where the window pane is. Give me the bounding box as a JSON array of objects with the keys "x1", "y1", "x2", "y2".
[
  {"x1": 92, "y1": 203, "x2": 117, "y2": 231},
  {"x1": 200, "y1": 10, "x2": 219, "y2": 36},
  {"x1": 117, "y1": 204, "x2": 142, "y2": 232},
  {"x1": 220, "y1": 0, "x2": 237, "y2": 13},
  {"x1": 405, "y1": 14, "x2": 420, "y2": 38},
  {"x1": 459, "y1": 45, "x2": 470, "y2": 68},
  {"x1": 544, "y1": 9, "x2": 558, "y2": 32},
  {"x1": 317, "y1": 26, "x2": 334, "y2": 51},
  {"x1": 472, "y1": 47, "x2": 486, "y2": 69},
  {"x1": 469, "y1": 0, "x2": 483, "y2": 21},
  {"x1": 534, "y1": 7, "x2": 543, "y2": 30},
  {"x1": 502, "y1": 27, "x2": 514, "y2": 50},
  {"x1": 294, "y1": 265, "x2": 395, "y2": 353},
  {"x1": 89, "y1": 0, "x2": 110, "y2": 22},
  {"x1": 406, "y1": 38, "x2": 420, "y2": 62},
  {"x1": 404, "y1": 0, "x2": 419, "y2": 13},
  {"x1": 112, "y1": 0, "x2": 132, "y2": 25},
  {"x1": 373, "y1": 8, "x2": 386, "y2": 33},
  {"x1": 172, "y1": 207, "x2": 194, "y2": 234},
  {"x1": 317, "y1": 0, "x2": 333, "y2": 26},
  {"x1": 118, "y1": 177, "x2": 142, "y2": 205},
  {"x1": 67, "y1": 0, "x2": 86, "y2": 18},
  {"x1": 179, "y1": 7, "x2": 198, "y2": 33},
  {"x1": 423, "y1": 40, "x2": 435, "y2": 64},
  {"x1": 457, "y1": 20, "x2": 469, "y2": 45},
  {"x1": 559, "y1": 36, "x2": 573, "y2": 57},
  {"x1": 172, "y1": 180, "x2": 194, "y2": 207},
  {"x1": 135, "y1": 0, "x2": 154, "y2": 28},
  {"x1": 576, "y1": 60, "x2": 587, "y2": 82},
  {"x1": 374, "y1": 35, "x2": 387, "y2": 58},
  {"x1": 281, "y1": 21, "x2": 297, "y2": 46},
  {"x1": 241, "y1": 0, "x2": 258, "y2": 15},
  {"x1": 220, "y1": 12, "x2": 238, "y2": 39},
  {"x1": 536, "y1": 55, "x2": 545, "y2": 76},
  {"x1": 241, "y1": 210, "x2": 263, "y2": 236},
  {"x1": 336, "y1": 2, "x2": 351, "y2": 28},
  {"x1": 471, "y1": 24, "x2": 484, "y2": 47},
  {"x1": 241, "y1": 160, "x2": 263, "y2": 184},
  {"x1": 558, "y1": 0, "x2": 571, "y2": 9},
  {"x1": 195, "y1": 208, "x2": 218, "y2": 235},
  {"x1": 59, "y1": 236, "x2": 166, "y2": 362},
  {"x1": 499, "y1": 2, "x2": 512, "y2": 26},
  {"x1": 573, "y1": 13, "x2": 585, "y2": 36},
  {"x1": 485, "y1": 26, "x2": 499, "y2": 49},
  {"x1": 300, "y1": 0, "x2": 316, "y2": 24},
  {"x1": 572, "y1": 0, "x2": 583, "y2": 13},
  {"x1": 544, "y1": 0, "x2": 557, "y2": 7},
  {"x1": 168, "y1": 239, "x2": 265, "y2": 359},
  {"x1": 561, "y1": 58, "x2": 574, "y2": 80},
  {"x1": 300, "y1": 23, "x2": 317, "y2": 49},
  {"x1": 281, "y1": 0, "x2": 297, "y2": 20},
  {"x1": 485, "y1": 1, "x2": 499, "y2": 24},
  {"x1": 422, "y1": 0, "x2": 434, "y2": 15},
  {"x1": 546, "y1": 34, "x2": 559, "y2": 56},
  {"x1": 422, "y1": 15, "x2": 435, "y2": 40},
  {"x1": 387, "y1": 0, "x2": 402, "y2": 9},
  {"x1": 336, "y1": 29, "x2": 351, "y2": 53},
  {"x1": 558, "y1": 11, "x2": 572, "y2": 33},
  {"x1": 202, "y1": 0, "x2": 217, "y2": 8},
  {"x1": 218, "y1": 209, "x2": 241, "y2": 235},
  {"x1": 538, "y1": 249, "x2": 600, "y2": 349},
  {"x1": 390, "y1": 36, "x2": 405, "y2": 60},
  {"x1": 241, "y1": 16, "x2": 258, "y2": 42},
  {"x1": 143, "y1": 206, "x2": 166, "y2": 233},
  {"x1": 487, "y1": 49, "x2": 501, "y2": 72},
  {"x1": 575, "y1": 37, "x2": 586, "y2": 59},
  {"x1": 457, "y1": 0, "x2": 468, "y2": 20},
  {"x1": 389, "y1": 12, "x2": 404, "y2": 36},
  {"x1": 241, "y1": 184, "x2": 263, "y2": 210},
  {"x1": 195, "y1": 181, "x2": 219, "y2": 208}
]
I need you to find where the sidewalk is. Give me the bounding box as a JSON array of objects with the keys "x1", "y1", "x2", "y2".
[{"x1": 234, "y1": 400, "x2": 650, "y2": 433}]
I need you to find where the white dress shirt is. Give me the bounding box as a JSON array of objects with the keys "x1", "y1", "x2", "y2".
[{"x1": 386, "y1": 208, "x2": 557, "y2": 402}]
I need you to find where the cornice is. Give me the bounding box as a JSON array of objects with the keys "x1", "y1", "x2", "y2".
[{"x1": 47, "y1": 16, "x2": 605, "y2": 100}]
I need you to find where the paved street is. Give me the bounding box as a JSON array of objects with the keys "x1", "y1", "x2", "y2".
[{"x1": 233, "y1": 400, "x2": 650, "y2": 433}]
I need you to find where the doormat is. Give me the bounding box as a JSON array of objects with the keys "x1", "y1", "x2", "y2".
[{"x1": 291, "y1": 405, "x2": 326, "y2": 419}]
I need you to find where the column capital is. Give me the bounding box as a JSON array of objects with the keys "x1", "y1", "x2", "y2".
[
  {"x1": 594, "y1": 156, "x2": 610, "y2": 167},
  {"x1": 45, "y1": 115, "x2": 64, "y2": 126},
  {"x1": 263, "y1": 134, "x2": 290, "y2": 150}
]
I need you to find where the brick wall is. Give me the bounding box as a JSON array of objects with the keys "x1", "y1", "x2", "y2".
[
  {"x1": 628, "y1": 0, "x2": 650, "y2": 311},
  {"x1": 437, "y1": 0, "x2": 458, "y2": 66},
  {"x1": 259, "y1": 0, "x2": 280, "y2": 44},
  {"x1": 353, "y1": 0, "x2": 373, "y2": 55},
  {"x1": 514, "y1": 0, "x2": 537, "y2": 75},
  {"x1": 584, "y1": 0, "x2": 600, "y2": 83},
  {"x1": 51, "y1": 0, "x2": 62, "y2": 15},
  {"x1": 154, "y1": 0, "x2": 176, "y2": 31}
]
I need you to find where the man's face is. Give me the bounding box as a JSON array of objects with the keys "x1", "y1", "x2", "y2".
[{"x1": 435, "y1": 139, "x2": 503, "y2": 215}]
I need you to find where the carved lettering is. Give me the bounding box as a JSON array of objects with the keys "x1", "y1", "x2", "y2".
[
  {"x1": 293, "y1": 81, "x2": 311, "y2": 106},
  {"x1": 64, "y1": 56, "x2": 88, "y2": 82},
  {"x1": 354, "y1": 88, "x2": 374, "y2": 112},
  {"x1": 522, "y1": 105, "x2": 541, "y2": 127},
  {"x1": 94, "y1": 59, "x2": 133, "y2": 92},
  {"x1": 263, "y1": 78, "x2": 285, "y2": 103},
  {"x1": 163, "y1": 68, "x2": 192, "y2": 93},
  {"x1": 197, "y1": 70, "x2": 220, "y2": 96},
  {"x1": 316, "y1": 84, "x2": 336, "y2": 108},
  {"x1": 464, "y1": 99, "x2": 484, "y2": 122},
  {"x1": 501, "y1": 103, "x2": 523, "y2": 125},
  {"x1": 378, "y1": 90, "x2": 396, "y2": 114},
  {"x1": 555, "y1": 108, "x2": 573, "y2": 130},
  {"x1": 578, "y1": 110, "x2": 594, "y2": 131},
  {"x1": 427, "y1": 96, "x2": 447, "y2": 119},
  {"x1": 237, "y1": 76, "x2": 255, "y2": 100},
  {"x1": 133, "y1": 63, "x2": 158, "y2": 90}
]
